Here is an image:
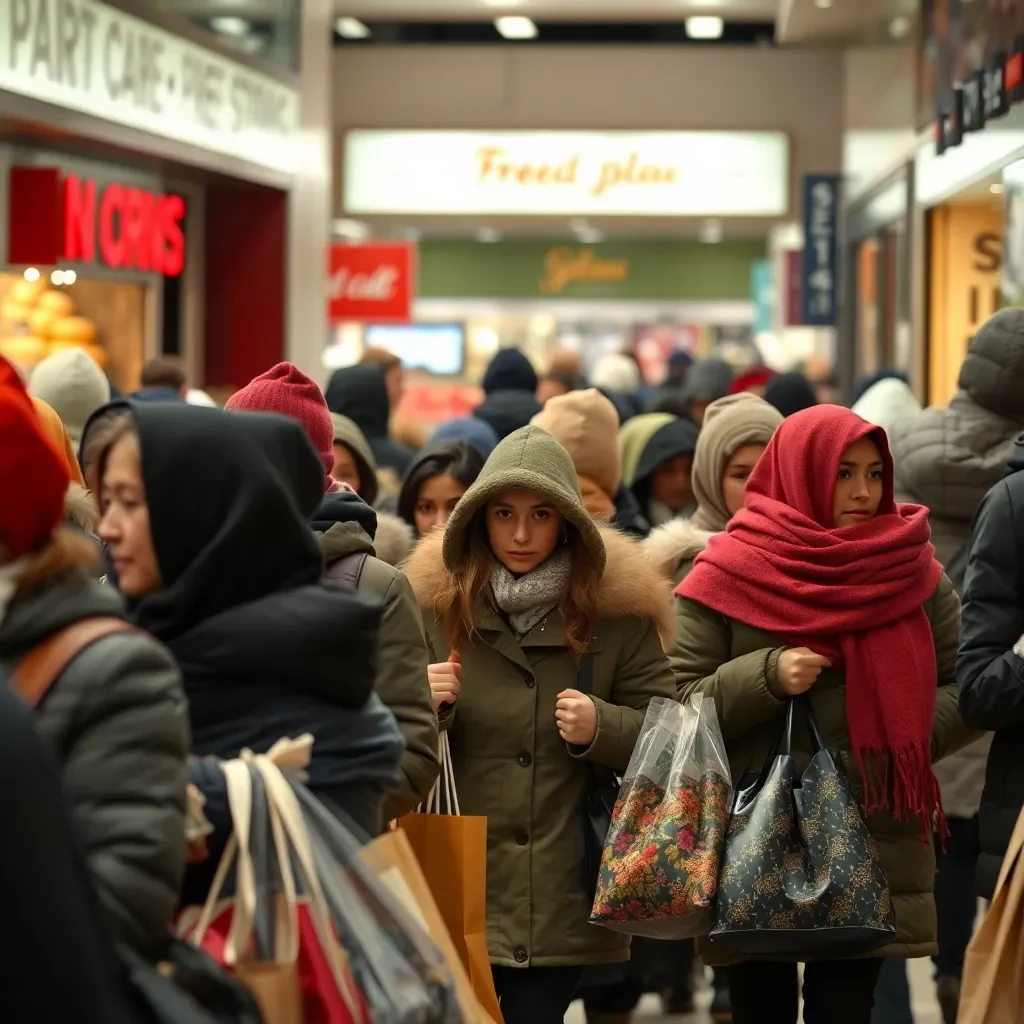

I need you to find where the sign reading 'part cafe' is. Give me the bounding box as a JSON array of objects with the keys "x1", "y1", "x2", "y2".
[{"x1": 0, "y1": 0, "x2": 299, "y2": 173}]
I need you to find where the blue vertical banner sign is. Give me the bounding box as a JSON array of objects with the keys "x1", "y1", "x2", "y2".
[
  {"x1": 750, "y1": 260, "x2": 774, "y2": 334},
  {"x1": 801, "y1": 174, "x2": 841, "y2": 326}
]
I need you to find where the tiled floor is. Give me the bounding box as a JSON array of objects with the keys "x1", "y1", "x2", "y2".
[{"x1": 565, "y1": 958, "x2": 942, "y2": 1024}]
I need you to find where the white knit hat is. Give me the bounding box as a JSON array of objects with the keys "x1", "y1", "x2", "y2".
[{"x1": 28, "y1": 348, "x2": 110, "y2": 443}]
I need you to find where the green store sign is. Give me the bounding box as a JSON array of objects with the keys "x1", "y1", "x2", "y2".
[{"x1": 417, "y1": 239, "x2": 767, "y2": 301}]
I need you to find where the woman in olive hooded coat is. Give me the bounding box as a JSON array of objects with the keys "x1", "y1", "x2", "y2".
[{"x1": 403, "y1": 425, "x2": 676, "y2": 1024}]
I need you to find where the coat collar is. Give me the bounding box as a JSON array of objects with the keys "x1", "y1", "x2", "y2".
[
  {"x1": 641, "y1": 517, "x2": 716, "y2": 579},
  {"x1": 404, "y1": 524, "x2": 674, "y2": 648}
]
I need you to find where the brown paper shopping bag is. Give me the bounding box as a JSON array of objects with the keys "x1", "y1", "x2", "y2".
[
  {"x1": 398, "y1": 733, "x2": 503, "y2": 1024},
  {"x1": 958, "y1": 804, "x2": 1024, "y2": 1024},
  {"x1": 359, "y1": 827, "x2": 500, "y2": 1024}
]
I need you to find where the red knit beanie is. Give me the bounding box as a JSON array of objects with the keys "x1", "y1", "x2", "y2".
[
  {"x1": 225, "y1": 362, "x2": 334, "y2": 481},
  {"x1": 0, "y1": 356, "x2": 69, "y2": 557}
]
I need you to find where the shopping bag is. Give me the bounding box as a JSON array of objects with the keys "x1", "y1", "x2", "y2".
[
  {"x1": 359, "y1": 828, "x2": 498, "y2": 1024},
  {"x1": 709, "y1": 696, "x2": 896, "y2": 958},
  {"x1": 398, "y1": 734, "x2": 502, "y2": 1024},
  {"x1": 958, "y1": 803, "x2": 1024, "y2": 1024},
  {"x1": 293, "y1": 778, "x2": 462, "y2": 1024},
  {"x1": 589, "y1": 695, "x2": 733, "y2": 938},
  {"x1": 178, "y1": 741, "x2": 369, "y2": 1024}
]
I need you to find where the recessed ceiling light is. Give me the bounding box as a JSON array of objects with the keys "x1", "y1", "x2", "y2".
[
  {"x1": 699, "y1": 219, "x2": 724, "y2": 244},
  {"x1": 888, "y1": 15, "x2": 910, "y2": 39},
  {"x1": 333, "y1": 218, "x2": 371, "y2": 241},
  {"x1": 336, "y1": 17, "x2": 370, "y2": 39},
  {"x1": 991, "y1": 183, "x2": 1006, "y2": 194},
  {"x1": 482, "y1": 0, "x2": 526, "y2": 6},
  {"x1": 210, "y1": 15, "x2": 250, "y2": 37},
  {"x1": 814, "y1": 0, "x2": 834, "y2": 8},
  {"x1": 495, "y1": 16, "x2": 538, "y2": 40},
  {"x1": 685, "y1": 16, "x2": 724, "y2": 40},
  {"x1": 476, "y1": 227, "x2": 503, "y2": 243}
]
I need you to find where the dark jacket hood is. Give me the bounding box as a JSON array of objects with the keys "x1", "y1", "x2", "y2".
[
  {"x1": 612, "y1": 486, "x2": 651, "y2": 539},
  {"x1": 1008, "y1": 434, "x2": 1024, "y2": 476},
  {"x1": 483, "y1": 348, "x2": 538, "y2": 395},
  {"x1": 81, "y1": 400, "x2": 325, "y2": 644},
  {"x1": 325, "y1": 364, "x2": 391, "y2": 439},
  {"x1": 131, "y1": 387, "x2": 185, "y2": 404},
  {"x1": 633, "y1": 418, "x2": 701, "y2": 486},
  {"x1": 958, "y1": 308, "x2": 1024, "y2": 420},
  {"x1": 312, "y1": 489, "x2": 378, "y2": 564},
  {"x1": 474, "y1": 390, "x2": 543, "y2": 441},
  {"x1": 763, "y1": 372, "x2": 819, "y2": 418}
]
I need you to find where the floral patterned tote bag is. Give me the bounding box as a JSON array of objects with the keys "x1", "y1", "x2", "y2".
[
  {"x1": 590, "y1": 695, "x2": 733, "y2": 938},
  {"x1": 709, "y1": 695, "x2": 896, "y2": 959}
]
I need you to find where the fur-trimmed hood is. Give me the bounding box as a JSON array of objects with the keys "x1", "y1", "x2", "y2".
[
  {"x1": 642, "y1": 518, "x2": 716, "y2": 580},
  {"x1": 64, "y1": 484, "x2": 98, "y2": 535},
  {"x1": 373, "y1": 512, "x2": 414, "y2": 568},
  {"x1": 403, "y1": 523, "x2": 675, "y2": 648}
]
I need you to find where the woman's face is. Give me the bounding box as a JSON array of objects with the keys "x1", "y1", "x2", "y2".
[
  {"x1": 650, "y1": 453, "x2": 694, "y2": 513},
  {"x1": 415, "y1": 472, "x2": 467, "y2": 537},
  {"x1": 486, "y1": 489, "x2": 565, "y2": 575},
  {"x1": 721, "y1": 443, "x2": 766, "y2": 518},
  {"x1": 97, "y1": 435, "x2": 163, "y2": 597},
  {"x1": 833, "y1": 436, "x2": 885, "y2": 528},
  {"x1": 332, "y1": 443, "x2": 361, "y2": 492}
]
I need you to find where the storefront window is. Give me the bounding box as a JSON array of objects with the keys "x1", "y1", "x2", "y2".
[{"x1": 149, "y1": 0, "x2": 300, "y2": 72}]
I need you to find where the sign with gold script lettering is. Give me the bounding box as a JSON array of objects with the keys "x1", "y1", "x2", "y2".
[
  {"x1": 539, "y1": 247, "x2": 629, "y2": 294},
  {"x1": 344, "y1": 130, "x2": 788, "y2": 217}
]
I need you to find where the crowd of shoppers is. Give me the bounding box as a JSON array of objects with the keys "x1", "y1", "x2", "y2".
[{"x1": 6, "y1": 324, "x2": 1024, "y2": 1024}]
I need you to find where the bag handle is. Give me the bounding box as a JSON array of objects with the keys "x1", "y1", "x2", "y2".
[
  {"x1": 10, "y1": 617, "x2": 135, "y2": 708},
  {"x1": 249, "y1": 753, "x2": 366, "y2": 1023},
  {"x1": 421, "y1": 732, "x2": 461, "y2": 816}
]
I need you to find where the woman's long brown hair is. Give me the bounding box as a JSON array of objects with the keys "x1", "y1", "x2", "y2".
[{"x1": 439, "y1": 512, "x2": 601, "y2": 660}]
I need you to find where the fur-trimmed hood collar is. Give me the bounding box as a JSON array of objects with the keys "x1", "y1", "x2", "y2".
[
  {"x1": 64, "y1": 484, "x2": 98, "y2": 535},
  {"x1": 373, "y1": 512, "x2": 414, "y2": 567},
  {"x1": 641, "y1": 518, "x2": 716, "y2": 579},
  {"x1": 403, "y1": 524, "x2": 675, "y2": 648}
]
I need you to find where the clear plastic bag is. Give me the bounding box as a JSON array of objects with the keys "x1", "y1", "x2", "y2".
[
  {"x1": 590, "y1": 694, "x2": 733, "y2": 939},
  {"x1": 292, "y1": 781, "x2": 464, "y2": 1024}
]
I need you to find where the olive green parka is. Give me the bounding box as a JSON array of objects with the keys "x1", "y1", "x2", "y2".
[
  {"x1": 404, "y1": 426, "x2": 677, "y2": 968},
  {"x1": 671, "y1": 575, "x2": 973, "y2": 961}
]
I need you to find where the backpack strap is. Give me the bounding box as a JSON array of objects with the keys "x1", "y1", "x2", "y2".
[
  {"x1": 324, "y1": 552, "x2": 369, "y2": 591},
  {"x1": 10, "y1": 617, "x2": 135, "y2": 709}
]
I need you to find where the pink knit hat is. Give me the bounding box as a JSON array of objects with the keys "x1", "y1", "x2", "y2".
[{"x1": 226, "y1": 362, "x2": 334, "y2": 481}]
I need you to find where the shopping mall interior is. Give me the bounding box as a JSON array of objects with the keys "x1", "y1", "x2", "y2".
[{"x1": 1, "y1": 1, "x2": 1018, "y2": 1022}]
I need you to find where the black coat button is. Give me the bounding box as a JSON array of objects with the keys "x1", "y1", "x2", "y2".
[
  {"x1": 514, "y1": 948, "x2": 528, "y2": 963},
  {"x1": 523, "y1": 672, "x2": 535, "y2": 688},
  {"x1": 517, "y1": 751, "x2": 532, "y2": 768},
  {"x1": 515, "y1": 829, "x2": 529, "y2": 846}
]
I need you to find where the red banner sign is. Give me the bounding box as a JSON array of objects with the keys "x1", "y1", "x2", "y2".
[
  {"x1": 7, "y1": 167, "x2": 185, "y2": 275},
  {"x1": 328, "y1": 242, "x2": 416, "y2": 323}
]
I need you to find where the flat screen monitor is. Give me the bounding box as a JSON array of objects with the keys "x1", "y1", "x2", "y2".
[{"x1": 364, "y1": 323, "x2": 465, "y2": 376}]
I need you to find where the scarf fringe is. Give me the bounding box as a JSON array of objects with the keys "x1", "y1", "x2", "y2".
[{"x1": 854, "y1": 743, "x2": 948, "y2": 845}]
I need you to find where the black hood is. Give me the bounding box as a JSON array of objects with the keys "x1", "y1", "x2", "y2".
[
  {"x1": 82, "y1": 400, "x2": 325, "y2": 644},
  {"x1": 1008, "y1": 433, "x2": 1024, "y2": 476},
  {"x1": 473, "y1": 390, "x2": 542, "y2": 441},
  {"x1": 763, "y1": 373, "x2": 819, "y2": 418},
  {"x1": 634, "y1": 418, "x2": 701, "y2": 485},
  {"x1": 311, "y1": 488, "x2": 377, "y2": 539},
  {"x1": 325, "y1": 364, "x2": 390, "y2": 439},
  {"x1": 482, "y1": 348, "x2": 538, "y2": 395},
  {"x1": 612, "y1": 487, "x2": 651, "y2": 540}
]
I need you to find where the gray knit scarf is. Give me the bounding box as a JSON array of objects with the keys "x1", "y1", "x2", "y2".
[{"x1": 490, "y1": 548, "x2": 572, "y2": 638}]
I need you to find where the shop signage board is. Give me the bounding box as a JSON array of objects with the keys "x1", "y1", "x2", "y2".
[
  {"x1": 8, "y1": 166, "x2": 185, "y2": 275},
  {"x1": 801, "y1": 174, "x2": 840, "y2": 327},
  {"x1": 0, "y1": 0, "x2": 299, "y2": 173},
  {"x1": 344, "y1": 130, "x2": 789, "y2": 217},
  {"x1": 416, "y1": 239, "x2": 765, "y2": 300},
  {"x1": 328, "y1": 242, "x2": 417, "y2": 323}
]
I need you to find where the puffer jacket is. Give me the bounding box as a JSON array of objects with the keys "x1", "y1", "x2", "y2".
[
  {"x1": 956, "y1": 438, "x2": 1024, "y2": 898},
  {"x1": 404, "y1": 425, "x2": 677, "y2": 968},
  {"x1": 671, "y1": 575, "x2": 971, "y2": 961},
  {"x1": 0, "y1": 570, "x2": 188, "y2": 955},
  {"x1": 312, "y1": 490, "x2": 439, "y2": 820},
  {"x1": 888, "y1": 314, "x2": 1024, "y2": 818}
]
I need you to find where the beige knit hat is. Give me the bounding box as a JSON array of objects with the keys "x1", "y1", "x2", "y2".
[{"x1": 531, "y1": 388, "x2": 621, "y2": 499}]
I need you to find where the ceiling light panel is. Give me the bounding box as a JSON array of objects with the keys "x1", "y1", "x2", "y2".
[
  {"x1": 685, "y1": 15, "x2": 723, "y2": 40},
  {"x1": 495, "y1": 16, "x2": 538, "y2": 39}
]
